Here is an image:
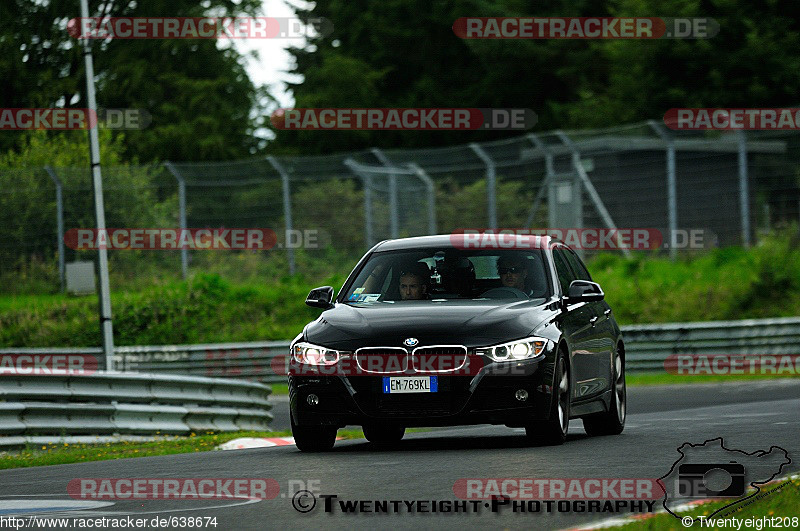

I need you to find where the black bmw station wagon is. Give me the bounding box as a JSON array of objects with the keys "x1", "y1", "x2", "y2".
[{"x1": 288, "y1": 234, "x2": 626, "y2": 452}]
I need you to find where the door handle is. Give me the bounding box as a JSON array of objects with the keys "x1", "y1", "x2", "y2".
[
  {"x1": 604, "y1": 309, "x2": 612, "y2": 316},
  {"x1": 589, "y1": 316, "x2": 598, "y2": 327}
]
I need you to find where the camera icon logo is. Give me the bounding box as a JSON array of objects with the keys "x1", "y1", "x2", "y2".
[
  {"x1": 676, "y1": 461, "x2": 746, "y2": 497},
  {"x1": 659, "y1": 438, "x2": 791, "y2": 523}
]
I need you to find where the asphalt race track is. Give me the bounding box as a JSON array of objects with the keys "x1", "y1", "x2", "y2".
[{"x1": 1, "y1": 379, "x2": 798, "y2": 530}]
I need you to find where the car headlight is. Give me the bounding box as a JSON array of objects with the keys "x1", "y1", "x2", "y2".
[
  {"x1": 476, "y1": 337, "x2": 548, "y2": 362},
  {"x1": 292, "y1": 342, "x2": 341, "y2": 365}
]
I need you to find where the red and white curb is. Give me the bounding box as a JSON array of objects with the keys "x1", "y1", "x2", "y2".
[
  {"x1": 564, "y1": 473, "x2": 799, "y2": 531},
  {"x1": 216, "y1": 436, "x2": 348, "y2": 450},
  {"x1": 217, "y1": 437, "x2": 296, "y2": 450}
]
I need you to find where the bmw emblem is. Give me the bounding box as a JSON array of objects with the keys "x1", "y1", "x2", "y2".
[{"x1": 403, "y1": 337, "x2": 419, "y2": 347}]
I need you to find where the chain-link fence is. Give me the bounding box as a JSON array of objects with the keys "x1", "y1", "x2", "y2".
[{"x1": 2, "y1": 120, "x2": 799, "y2": 293}]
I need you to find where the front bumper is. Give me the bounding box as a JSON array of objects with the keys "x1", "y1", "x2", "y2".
[{"x1": 289, "y1": 356, "x2": 552, "y2": 428}]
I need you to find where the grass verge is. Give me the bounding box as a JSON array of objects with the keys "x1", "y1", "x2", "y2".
[
  {"x1": 617, "y1": 476, "x2": 800, "y2": 530},
  {"x1": 0, "y1": 429, "x2": 367, "y2": 470},
  {"x1": 626, "y1": 372, "x2": 800, "y2": 386},
  {"x1": 3, "y1": 232, "x2": 800, "y2": 347}
]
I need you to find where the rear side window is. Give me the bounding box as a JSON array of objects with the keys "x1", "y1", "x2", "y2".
[
  {"x1": 552, "y1": 247, "x2": 576, "y2": 295},
  {"x1": 564, "y1": 248, "x2": 592, "y2": 281}
]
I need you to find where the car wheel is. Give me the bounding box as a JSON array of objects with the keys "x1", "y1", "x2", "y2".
[
  {"x1": 583, "y1": 346, "x2": 626, "y2": 436},
  {"x1": 291, "y1": 413, "x2": 337, "y2": 452},
  {"x1": 363, "y1": 424, "x2": 405, "y2": 446},
  {"x1": 526, "y1": 353, "x2": 570, "y2": 446}
]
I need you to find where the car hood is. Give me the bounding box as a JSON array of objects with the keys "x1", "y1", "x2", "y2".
[{"x1": 305, "y1": 299, "x2": 551, "y2": 349}]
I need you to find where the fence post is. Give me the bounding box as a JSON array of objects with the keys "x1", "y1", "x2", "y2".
[
  {"x1": 44, "y1": 166, "x2": 65, "y2": 292},
  {"x1": 524, "y1": 133, "x2": 553, "y2": 227},
  {"x1": 553, "y1": 131, "x2": 584, "y2": 235},
  {"x1": 649, "y1": 120, "x2": 678, "y2": 260},
  {"x1": 407, "y1": 163, "x2": 437, "y2": 235},
  {"x1": 80, "y1": 0, "x2": 114, "y2": 371},
  {"x1": 371, "y1": 148, "x2": 399, "y2": 238},
  {"x1": 343, "y1": 158, "x2": 374, "y2": 248},
  {"x1": 163, "y1": 162, "x2": 188, "y2": 279},
  {"x1": 737, "y1": 130, "x2": 751, "y2": 247},
  {"x1": 267, "y1": 156, "x2": 296, "y2": 275},
  {"x1": 555, "y1": 131, "x2": 631, "y2": 258},
  {"x1": 469, "y1": 143, "x2": 497, "y2": 229}
]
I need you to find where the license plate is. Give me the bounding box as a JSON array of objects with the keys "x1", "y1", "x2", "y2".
[{"x1": 382, "y1": 376, "x2": 438, "y2": 394}]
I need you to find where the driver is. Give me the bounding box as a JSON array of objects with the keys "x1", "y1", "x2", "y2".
[
  {"x1": 398, "y1": 263, "x2": 430, "y2": 300},
  {"x1": 498, "y1": 255, "x2": 528, "y2": 292}
]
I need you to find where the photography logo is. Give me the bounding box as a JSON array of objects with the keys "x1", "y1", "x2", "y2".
[
  {"x1": 659, "y1": 437, "x2": 791, "y2": 521},
  {"x1": 677, "y1": 462, "x2": 745, "y2": 498}
]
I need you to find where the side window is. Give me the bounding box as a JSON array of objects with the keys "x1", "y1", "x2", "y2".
[
  {"x1": 564, "y1": 248, "x2": 592, "y2": 281},
  {"x1": 552, "y1": 247, "x2": 576, "y2": 295}
]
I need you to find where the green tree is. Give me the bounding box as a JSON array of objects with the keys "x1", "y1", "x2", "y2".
[
  {"x1": 277, "y1": 0, "x2": 800, "y2": 154},
  {"x1": 567, "y1": 0, "x2": 800, "y2": 127},
  {"x1": 0, "y1": 131, "x2": 176, "y2": 292},
  {"x1": 0, "y1": 0, "x2": 268, "y2": 162},
  {"x1": 275, "y1": 0, "x2": 612, "y2": 153}
]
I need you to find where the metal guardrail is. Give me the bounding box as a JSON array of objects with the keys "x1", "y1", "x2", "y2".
[
  {"x1": 116, "y1": 342, "x2": 289, "y2": 381},
  {"x1": 0, "y1": 372, "x2": 272, "y2": 447},
  {"x1": 2, "y1": 317, "x2": 799, "y2": 382},
  {"x1": 0, "y1": 343, "x2": 288, "y2": 381},
  {"x1": 621, "y1": 316, "x2": 800, "y2": 371}
]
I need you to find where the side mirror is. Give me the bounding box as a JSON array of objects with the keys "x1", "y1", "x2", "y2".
[
  {"x1": 567, "y1": 280, "x2": 604, "y2": 302},
  {"x1": 306, "y1": 286, "x2": 335, "y2": 309}
]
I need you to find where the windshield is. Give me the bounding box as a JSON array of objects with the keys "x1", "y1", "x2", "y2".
[{"x1": 343, "y1": 248, "x2": 550, "y2": 303}]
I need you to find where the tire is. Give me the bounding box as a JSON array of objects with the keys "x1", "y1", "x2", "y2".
[
  {"x1": 583, "y1": 346, "x2": 626, "y2": 436},
  {"x1": 291, "y1": 414, "x2": 337, "y2": 452},
  {"x1": 363, "y1": 424, "x2": 405, "y2": 446},
  {"x1": 526, "y1": 352, "x2": 570, "y2": 446}
]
